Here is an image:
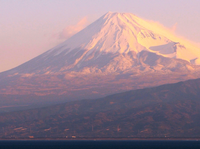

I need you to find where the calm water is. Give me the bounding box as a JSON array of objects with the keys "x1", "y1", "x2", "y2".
[{"x1": 0, "y1": 140, "x2": 200, "y2": 149}]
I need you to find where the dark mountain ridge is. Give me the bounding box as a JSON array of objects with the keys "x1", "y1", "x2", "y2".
[{"x1": 1, "y1": 78, "x2": 200, "y2": 138}]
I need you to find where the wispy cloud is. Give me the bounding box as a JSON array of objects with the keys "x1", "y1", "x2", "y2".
[
  {"x1": 59, "y1": 17, "x2": 88, "y2": 39},
  {"x1": 142, "y1": 19, "x2": 200, "y2": 49},
  {"x1": 171, "y1": 23, "x2": 178, "y2": 32}
]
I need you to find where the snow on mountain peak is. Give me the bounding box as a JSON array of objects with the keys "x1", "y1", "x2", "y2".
[
  {"x1": 47, "y1": 12, "x2": 200, "y2": 65},
  {"x1": 6, "y1": 12, "x2": 200, "y2": 75},
  {"x1": 50, "y1": 12, "x2": 147, "y2": 56}
]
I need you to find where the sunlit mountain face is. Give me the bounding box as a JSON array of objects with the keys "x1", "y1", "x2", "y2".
[{"x1": 1, "y1": 12, "x2": 200, "y2": 111}]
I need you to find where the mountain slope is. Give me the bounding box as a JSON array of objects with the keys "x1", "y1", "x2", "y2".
[
  {"x1": 0, "y1": 12, "x2": 200, "y2": 106},
  {"x1": 2, "y1": 12, "x2": 200, "y2": 75},
  {"x1": 1, "y1": 78, "x2": 200, "y2": 138}
]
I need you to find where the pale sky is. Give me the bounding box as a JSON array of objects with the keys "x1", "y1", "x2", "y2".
[{"x1": 0, "y1": 0, "x2": 200, "y2": 72}]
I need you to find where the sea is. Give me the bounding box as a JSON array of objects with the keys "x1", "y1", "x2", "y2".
[{"x1": 0, "y1": 140, "x2": 200, "y2": 149}]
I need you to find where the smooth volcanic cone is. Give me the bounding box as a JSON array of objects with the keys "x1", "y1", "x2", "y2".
[
  {"x1": 2, "y1": 12, "x2": 200, "y2": 75},
  {"x1": 0, "y1": 12, "x2": 200, "y2": 111}
]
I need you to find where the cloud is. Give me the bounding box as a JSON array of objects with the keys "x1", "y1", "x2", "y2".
[
  {"x1": 171, "y1": 23, "x2": 178, "y2": 32},
  {"x1": 59, "y1": 17, "x2": 88, "y2": 39},
  {"x1": 140, "y1": 18, "x2": 200, "y2": 49}
]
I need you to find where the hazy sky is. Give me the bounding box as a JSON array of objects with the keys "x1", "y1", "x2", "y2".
[{"x1": 1, "y1": 0, "x2": 200, "y2": 72}]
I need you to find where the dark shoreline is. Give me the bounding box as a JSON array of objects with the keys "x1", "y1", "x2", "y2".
[{"x1": 1, "y1": 137, "x2": 200, "y2": 141}]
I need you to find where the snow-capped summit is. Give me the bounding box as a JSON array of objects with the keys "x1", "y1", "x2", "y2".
[
  {"x1": 3, "y1": 12, "x2": 200, "y2": 75},
  {"x1": 48, "y1": 12, "x2": 199, "y2": 61},
  {"x1": 51, "y1": 12, "x2": 146, "y2": 55}
]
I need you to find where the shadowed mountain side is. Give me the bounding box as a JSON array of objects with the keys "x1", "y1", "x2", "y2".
[{"x1": 1, "y1": 78, "x2": 200, "y2": 138}]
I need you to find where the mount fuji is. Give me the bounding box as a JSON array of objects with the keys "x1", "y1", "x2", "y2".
[{"x1": 1, "y1": 12, "x2": 200, "y2": 110}]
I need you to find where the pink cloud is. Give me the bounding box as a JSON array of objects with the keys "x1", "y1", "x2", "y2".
[
  {"x1": 171, "y1": 23, "x2": 178, "y2": 32},
  {"x1": 59, "y1": 17, "x2": 88, "y2": 39}
]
